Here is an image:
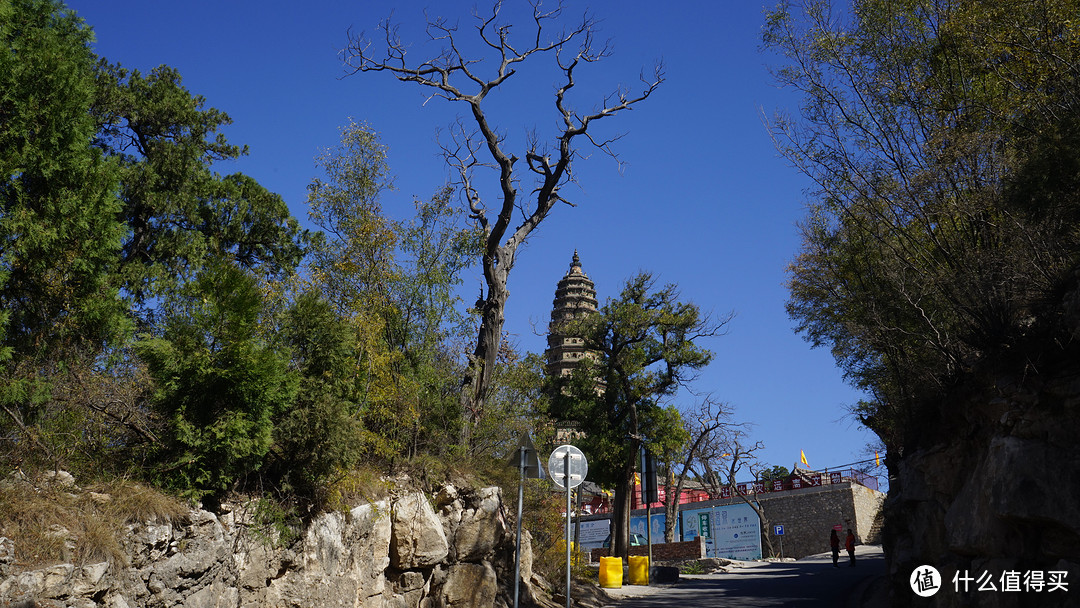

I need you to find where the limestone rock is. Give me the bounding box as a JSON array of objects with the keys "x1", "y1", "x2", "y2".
[
  {"x1": 441, "y1": 562, "x2": 496, "y2": 608},
  {"x1": 0, "y1": 563, "x2": 74, "y2": 601},
  {"x1": 453, "y1": 487, "x2": 508, "y2": 563},
  {"x1": 0, "y1": 537, "x2": 14, "y2": 565},
  {"x1": 435, "y1": 484, "x2": 459, "y2": 507},
  {"x1": 0, "y1": 482, "x2": 551, "y2": 608},
  {"x1": 391, "y1": 493, "x2": 449, "y2": 569},
  {"x1": 185, "y1": 579, "x2": 239, "y2": 608},
  {"x1": 70, "y1": 562, "x2": 109, "y2": 597},
  {"x1": 351, "y1": 501, "x2": 394, "y2": 590},
  {"x1": 42, "y1": 469, "x2": 76, "y2": 488},
  {"x1": 515, "y1": 529, "x2": 534, "y2": 587},
  {"x1": 393, "y1": 569, "x2": 428, "y2": 608},
  {"x1": 289, "y1": 500, "x2": 394, "y2": 608}
]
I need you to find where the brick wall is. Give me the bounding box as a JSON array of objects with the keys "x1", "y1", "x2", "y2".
[{"x1": 590, "y1": 537, "x2": 705, "y2": 562}]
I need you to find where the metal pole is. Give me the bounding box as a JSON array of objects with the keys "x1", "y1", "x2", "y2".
[
  {"x1": 564, "y1": 452, "x2": 571, "y2": 608},
  {"x1": 574, "y1": 486, "x2": 582, "y2": 567},
  {"x1": 514, "y1": 446, "x2": 524, "y2": 608},
  {"x1": 711, "y1": 509, "x2": 718, "y2": 558},
  {"x1": 642, "y1": 448, "x2": 652, "y2": 585}
]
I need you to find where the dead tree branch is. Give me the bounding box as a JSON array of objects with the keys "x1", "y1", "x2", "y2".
[
  {"x1": 660, "y1": 396, "x2": 739, "y2": 542},
  {"x1": 343, "y1": 1, "x2": 664, "y2": 438}
]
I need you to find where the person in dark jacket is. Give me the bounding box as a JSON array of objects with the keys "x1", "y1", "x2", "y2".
[
  {"x1": 845, "y1": 529, "x2": 856, "y2": 567},
  {"x1": 830, "y1": 530, "x2": 840, "y2": 567}
]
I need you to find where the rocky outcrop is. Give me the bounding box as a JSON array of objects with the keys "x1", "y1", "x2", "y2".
[
  {"x1": 884, "y1": 368, "x2": 1080, "y2": 607},
  {"x1": 0, "y1": 485, "x2": 557, "y2": 608},
  {"x1": 391, "y1": 493, "x2": 448, "y2": 570}
]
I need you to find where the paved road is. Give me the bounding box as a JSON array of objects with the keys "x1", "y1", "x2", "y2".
[{"x1": 605, "y1": 546, "x2": 885, "y2": 608}]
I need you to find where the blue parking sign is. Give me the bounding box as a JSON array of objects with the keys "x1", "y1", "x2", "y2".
[{"x1": 774, "y1": 524, "x2": 785, "y2": 536}]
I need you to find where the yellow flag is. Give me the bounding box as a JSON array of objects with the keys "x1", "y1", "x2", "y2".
[
  {"x1": 800, "y1": 450, "x2": 809, "y2": 467},
  {"x1": 875, "y1": 452, "x2": 881, "y2": 466}
]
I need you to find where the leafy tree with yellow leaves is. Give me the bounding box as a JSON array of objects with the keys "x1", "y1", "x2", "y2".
[{"x1": 302, "y1": 121, "x2": 481, "y2": 461}]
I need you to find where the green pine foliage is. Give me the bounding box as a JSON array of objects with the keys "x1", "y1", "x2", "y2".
[
  {"x1": 93, "y1": 61, "x2": 309, "y2": 314},
  {"x1": 0, "y1": 0, "x2": 566, "y2": 512},
  {"x1": 136, "y1": 262, "x2": 298, "y2": 500},
  {"x1": 1, "y1": 0, "x2": 310, "y2": 489},
  {"x1": 0, "y1": 0, "x2": 128, "y2": 361},
  {"x1": 546, "y1": 272, "x2": 722, "y2": 555},
  {"x1": 1, "y1": 0, "x2": 131, "y2": 460},
  {"x1": 269, "y1": 292, "x2": 366, "y2": 504}
]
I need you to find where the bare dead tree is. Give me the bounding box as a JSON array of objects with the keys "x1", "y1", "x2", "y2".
[
  {"x1": 659, "y1": 396, "x2": 740, "y2": 543},
  {"x1": 343, "y1": 1, "x2": 663, "y2": 443},
  {"x1": 699, "y1": 429, "x2": 777, "y2": 557}
]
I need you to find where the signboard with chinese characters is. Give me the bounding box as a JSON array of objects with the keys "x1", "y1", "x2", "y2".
[
  {"x1": 577, "y1": 513, "x2": 678, "y2": 551},
  {"x1": 682, "y1": 503, "x2": 762, "y2": 560},
  {"x1": 675, "y1": 512, "x2": 705, "y2": 540},
  {"x1": 578, "y1": 519, "x2": 609, "y2": 544},
  {"x1": 698, "y1": 513, "x2": 712, "y2": 538},
  {"x1": 829, "y1": 472, "x2": 842, "y2": 484},
  {"x1": 772, "y1": 479, "x2": 783, "y2": 491},
  {"x1": 720, "y1": 486, "x2": 732, "y2": 499}
]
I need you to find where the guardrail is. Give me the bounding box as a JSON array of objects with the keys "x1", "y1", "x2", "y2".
[
  {"x1": 623, "y1": 468, "x2": 881, "y2": 511},
  {"x1": 719, "y1": 468, "x2": 880, "y2": 495}
]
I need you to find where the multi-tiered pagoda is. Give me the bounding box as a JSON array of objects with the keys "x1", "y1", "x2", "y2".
[{"x1": 545, "y1": 251, "x2": 598, "y2": 378}]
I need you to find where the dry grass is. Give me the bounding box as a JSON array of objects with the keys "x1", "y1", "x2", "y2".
[
  {"x1": 93, "y1": 478, "x2": 189, "y2": 525},
  {"x1": 321, "y1": 465, "x2": 392, "y2": 511},
  {"x1": 0, "y1": 474, "x2": 188, "y2": 569}
]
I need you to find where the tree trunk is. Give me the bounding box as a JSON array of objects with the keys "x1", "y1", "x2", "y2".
[
  {"x1": 609, "y1": 402, "x2": 644, "y2": 558},
  {"x1": 736, "y1": 495, "x2": 775, "y2": 558},
  {"x1": 343, "y1": 5, "x2": 663, "y2": 455},
  {"x1": 662, "y1": 468, "x2": 680, "y2": 543},
  {"x1": 611, "y1": 465, "x2": 634, "y2": 559},
  {"x1": 459, "y1": 256, "x2": 509, "y2": 446}
]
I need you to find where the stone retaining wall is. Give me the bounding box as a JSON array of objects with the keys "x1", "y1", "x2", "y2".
[
  {"x1": 583, "y1": 482, "x2": 885, "y2": 561},
  {"x1": 689, "y1": 482, "x2": 885, "y2": 559},
  {"x1": 754, "y1": 482, "x2": 883, "y2": 558}
]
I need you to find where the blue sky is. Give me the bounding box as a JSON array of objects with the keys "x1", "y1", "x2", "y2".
[{"x1": 67, "y1": 0, "x2": 883, "y2": 484}]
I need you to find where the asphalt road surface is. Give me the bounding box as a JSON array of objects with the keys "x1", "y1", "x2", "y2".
[{"x1": 605, "y1": 546, "x2": 886, "y2": 608}]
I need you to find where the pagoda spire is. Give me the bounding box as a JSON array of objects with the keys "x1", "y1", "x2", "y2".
[{"x1": 545, "y1": 252, "x2": 597, "y2": 377}]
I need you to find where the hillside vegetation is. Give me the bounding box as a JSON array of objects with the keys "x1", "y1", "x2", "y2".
[{"x1": 0, "y1": 0, "x2": 540, "y2": 516}]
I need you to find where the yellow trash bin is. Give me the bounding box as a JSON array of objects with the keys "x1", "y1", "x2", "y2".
[
  {"x1": 628, "y1": 555, "x2": 649, "y2": 585},
  {"x1": 599, "y1": 556, "x2": 623, "y2": 588}
]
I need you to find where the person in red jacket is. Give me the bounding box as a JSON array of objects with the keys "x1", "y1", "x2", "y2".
[
  {"x1": 830, "y1": 530, "x2": 840, "y2": 567},
  {"x1": 845, "y1": 529, "x2": 857, "y2": 567}
]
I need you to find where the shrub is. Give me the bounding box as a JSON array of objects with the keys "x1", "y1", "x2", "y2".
[{"x1": 136, "y1": 261, "x2": 297, "y2": 501}]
